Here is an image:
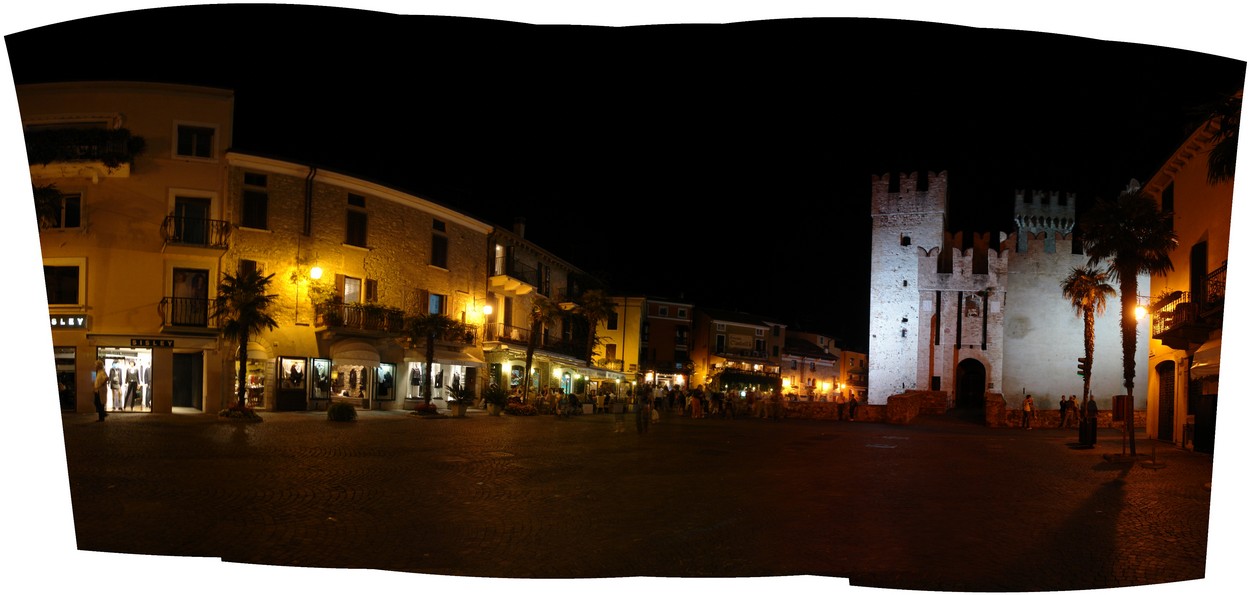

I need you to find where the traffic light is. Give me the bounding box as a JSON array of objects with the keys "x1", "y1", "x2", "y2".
[{"x1": 1077, "y1": 357, "x2": 1090, "y2": 377}]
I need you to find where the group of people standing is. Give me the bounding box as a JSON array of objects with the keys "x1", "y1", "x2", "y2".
[{"x1": 1032, "y1": 393, "x2": 1100, "y2": 445}]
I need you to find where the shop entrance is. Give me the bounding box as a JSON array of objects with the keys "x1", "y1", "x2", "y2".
[
  {"x1": 173, "y1": 352, "x2": 203, "y2": 410},
  {"x1": 96, "y1": 346, "x2": 153, "y2": 412}
]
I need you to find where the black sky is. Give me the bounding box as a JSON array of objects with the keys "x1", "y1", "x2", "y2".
[{"x1": 5, "y1": 4, "x2": 1246, "y2": 347}]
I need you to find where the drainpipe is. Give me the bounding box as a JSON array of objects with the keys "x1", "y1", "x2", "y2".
[{"x1": 304, "y1": 166, "x2": 317, "y2": 236}]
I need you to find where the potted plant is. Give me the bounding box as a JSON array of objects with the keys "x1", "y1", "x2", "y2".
[
  {"x1": 482, "y1": 383, "x2": 509, "y2": 417},
  {"x1": 447, "y1": 380, "x2": 471, "y2": 418}
]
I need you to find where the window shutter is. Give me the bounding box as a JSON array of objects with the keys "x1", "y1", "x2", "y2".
[
  {"x1": 335, "y1": 274, "x2": 345, "y2": 298},
  {"x1": 365, "y1": 279, "x2": 378, "y2": 303},
  {"x1": 419, "y1": 288, "x2": 430, "y2": 314}
]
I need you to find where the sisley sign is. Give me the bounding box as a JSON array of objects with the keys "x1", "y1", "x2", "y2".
[{"x1": 49, "y1": 315, "x2": 88, "y2": 329}]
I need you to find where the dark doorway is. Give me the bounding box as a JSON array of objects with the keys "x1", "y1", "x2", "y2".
[
  {"x1": 173, "y1": 352, "x2": 203, "y2": 409},
  {"x1": 955, "y1": 358, "x2": 987, "y2": 409},
  {"x1": 1156, "y1": 361, "x2": 1175, "y2": 442},
  {"x1": 1193, "y1": 393, "x2": 1217, "y2": 454}
]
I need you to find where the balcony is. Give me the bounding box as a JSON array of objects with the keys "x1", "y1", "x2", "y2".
[
  {"x1": 1152, "y1": 289, "x2": 1219, "y2": 351},
  {"x1": 315, "y1": 302, "x2": 405, "y2": 337},
  {"x1": 161, "y1": 215, "x2": 231, "y2": 254},
  {"x1": 158, "y1": 297, "x2": 217, "y2": 335},
  {"x1": 488, "y1": 259, "x2": 538, "y2": 296},
  {"x1": 25, "y1": 127, "x2": 145, "y2": 180},
  {"x1": 483, "y1": 322, "x2": 586, "y2": 360}
]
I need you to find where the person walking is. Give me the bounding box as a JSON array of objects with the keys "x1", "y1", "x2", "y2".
[
  {"x1": 92, "y1": 359, "x2": 109, "y2": 421},
  {"x1": 1021, "y1": 394, "x2": 1035, "y2": 430},
  {"x1": 848, "y1": 395, "x2": 859, "y2": 421},
  {"x1": 1058, "y1": 395, "x2": 1069, "y2": 428},
  {"x1": 836, "y1": 392, "x2": 847, "y2": 421}
]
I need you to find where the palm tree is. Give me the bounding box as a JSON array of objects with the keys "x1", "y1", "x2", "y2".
[
  {"x1": 32, "y1": 183, "x2": 63, "y2": 229},
  {"x1": 1060, "y1": 266, "x2": 1116, "y2": 402},
  {"x1": 405, "y1": 312, "x2": 467, "y2": 405},
  {"x1": 522, "y1": 294, "x2": 562, "y2": 401},
  {"x1": 1204, "y1": 90, "x2": 1240, "y2": 185},
  {"x1": 214, "y1": 267, "x2": 279, "y2": 409},
  {"x1": 574, "y1": 289, "x2": 617, "y2": 365},
  {"x1": 1080, "y1": 181, "x2": 1178, "y2": 455}
]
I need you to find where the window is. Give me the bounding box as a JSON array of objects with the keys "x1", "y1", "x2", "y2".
[
  {"x1": 677, "y1": 308, "x2": 687, "y2": 319},
  {"x1": 346, "y1": 194, "x2": 367, "y2": 247},
  {"x1": 342, "y1": 276, "x2": 362, "y2": 304},
  {"x1": 429, "y1": 293, "x2": 446, "y2": 315},
  {"x1": 607, "y1": 311, "x2": 619, "y2": 330},
  {"x1": 810, "y1": 362, "x2": 816, "y2": 372},
  {"x1": 791, "y1": 361, "x2": 797, "y2": 370},
  {"x1": 901, "y1": 235, "x2": 912, "y2": 246},
  {"x1": 45, "y1": 191, "x2": 81, "y2": 229},
  {"x1": 238, "y1": 259, "x2": 261, "y2": 277},
  {"x1": 659, "y1": 306, "x2": 669, "y2": 316},
  {"x1": 241, "y1": 173, "x2": 268, "y2": 229},
  {"x1": 173, "y1": 195, "x2": 212, "y2": 245},
  {"x1": 171, "y1": 267, "x2": 210, "y2": 326},
  {"x1": 44, "y1": 265, "x2": 81, "y2": 305},
  {"x1": 715, "y1": 334, "x2": 726, "y2": 353},
  {"x1": 176, "y1": 124, "x2": 215, "y2": 159},
  {"x1": 431, "y1": 220, "x2": 449, "y2": 268}
]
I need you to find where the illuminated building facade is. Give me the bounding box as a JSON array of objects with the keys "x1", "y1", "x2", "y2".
[
  {"x1": 1140, "y1": 99, "x2": 1236, "y2": 454},
  {"x1": 781, "y1": 330, "x2": 840, "y2": 400},
  {"x1": 691, "y1": 307, "x2": 784, "y2": 394}
]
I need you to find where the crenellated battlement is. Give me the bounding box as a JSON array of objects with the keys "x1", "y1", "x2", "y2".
[
  {"x1": 1014, "y1": 189, "x2": 1077, "y2": 234},
  {"x1": 919, "y1": 234, "x2": 1010, "y2": 288},
  {"x1": 871, "y1": 171, "x2": 949, "y2": 216}
]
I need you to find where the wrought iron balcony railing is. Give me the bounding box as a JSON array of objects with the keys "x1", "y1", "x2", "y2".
[
  {"x1": 483, "y1": 322, "x2": 586, "y2": 359},
  {"x1": 315, "y1": 302, "x2": 405, "y2": 334},
  {"x1": 161, "y1": 215, "x2": 231, "y2": 250},
  {"x1": 158, "y1": 296, "x2": 213, "y2": 329}
]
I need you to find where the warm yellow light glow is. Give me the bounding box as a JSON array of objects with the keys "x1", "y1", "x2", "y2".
[
  {"x1": 553, "y1": 368, "x2": 562, "y2": 379},
  {"x1": 482, "y1": 304, "x2": 493, "y2": 316},
  {"x1": 782, "y1": 378, "x2": 792, "y2": 389},
  {"x1": 645, "y1": 372, "x2": 654, "y2": 383},
  {"x1": 309, "y1": 266, "x2": 323, "y2": 280},
  {"x1": 822, "y1": 382, "x2": 832, "y2": 392},
  {"x1": 1135, "y1": 305, "x2": 1148, "y2": 321}
]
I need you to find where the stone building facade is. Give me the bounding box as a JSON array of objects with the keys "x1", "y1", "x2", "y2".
[{"x1": 869, "y1": 171, "x2": 1149, "y2": 421}]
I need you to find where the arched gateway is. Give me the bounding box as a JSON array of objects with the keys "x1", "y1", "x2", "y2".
[{"x1": 955, "y1": 358, "x2": 986, "y2": 409}]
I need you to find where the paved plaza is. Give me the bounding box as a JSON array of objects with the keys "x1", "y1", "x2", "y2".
[{"x1": 32, "y1": 407, "x2": 1228, "y2": 592}]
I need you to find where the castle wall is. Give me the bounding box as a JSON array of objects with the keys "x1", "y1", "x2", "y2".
[
  {"x1": 917, "y1": 239, "x2": 1008, "y2": 399},
  {"x1": 1001, "y1": 231, "x2": 1150, "y2": 410},
  {"x1": 868, "y1": 172, "x2": 947, "y2": 404}
]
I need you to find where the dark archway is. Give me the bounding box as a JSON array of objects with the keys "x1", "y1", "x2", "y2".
[{"x1": 955, "y1": 358, "x2": 987, "y2": 409}]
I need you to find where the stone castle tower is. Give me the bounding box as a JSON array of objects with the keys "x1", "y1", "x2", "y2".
[
  {"x1": 868, "y1": 171, "x2": 1149, "y2": 413},
  {"x1": 868, "y1": 171, "x2": 948, "y2": 403}
]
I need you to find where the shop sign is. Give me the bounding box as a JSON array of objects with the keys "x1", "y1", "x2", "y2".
[
  {"x1": 49, "y1": 315, "x2": 88, "y2": 329},
  {"x1": 131, "y1": 338, "x2": 175, "y2": 348}
]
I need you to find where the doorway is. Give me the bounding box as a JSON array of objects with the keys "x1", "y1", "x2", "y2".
[
  {"x1": 955, "y1": 358, "x2": 987, "y2": 409},
  {"x1": 173, "y1": 352, "x2": 203, "y2": 409},
  {"x1": 1156, "y1": 361, "x2": 1176, "y2": 442}
]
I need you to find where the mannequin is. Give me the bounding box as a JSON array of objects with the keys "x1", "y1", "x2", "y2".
[
  {"x1": 108, "y1": 361, "x2": 123, "y2": 411},
  {"x1": 125, "y1": 360, "x2": 139, "y2": 410}
]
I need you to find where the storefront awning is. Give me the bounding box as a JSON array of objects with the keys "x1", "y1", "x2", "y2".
[
  {"x1": 330, "y1": 339, "x2": 380, "y2": 367},
  {"x1": 1190, "y1": 338, "x2": 1221, "y2": 379},
  {"x1": 404, "y1": 348, "x2": 485, "y2": 367}
]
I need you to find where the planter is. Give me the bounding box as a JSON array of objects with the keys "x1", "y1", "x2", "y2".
[
  {"x1": 450, "y1": 402, "x2": 469, "y2": 418},
  {"x1": 487, "y1": 403, "x2": 504, "y2": 416}
]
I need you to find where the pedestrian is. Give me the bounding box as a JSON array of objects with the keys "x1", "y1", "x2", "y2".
[
  {"x1": 1058, "y1": 395, "x2": 1069, "y2": 428},
  {"x1": 636, "y1": 386, "x2": 651, "y2": 433},
  {"x1": 1086, "y1": 395, "x2": 1099, "y2": 445},
  {"x1": 92, "y1": 359, "x2": 109, "y2": 421},
  {"x1": 1066, "y1": 396, "x2": 1078, "y2": 427},
  {"x1": 691, "y1": 386, "x2": 704, "y2": 419},
  {"x1": 848, "y1": 395, "x2": 858, "y2": 421},
  {"x1": 1021, "y1": 394, "x2": 1035, "y2": 429},
  {"x1": 836, "y1": 392, "x2": 847, "y2": 420}
]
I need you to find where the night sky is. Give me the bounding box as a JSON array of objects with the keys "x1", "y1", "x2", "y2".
[{"x1": 5, "y1": 5, "x2": 1246, "y2": 348}]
